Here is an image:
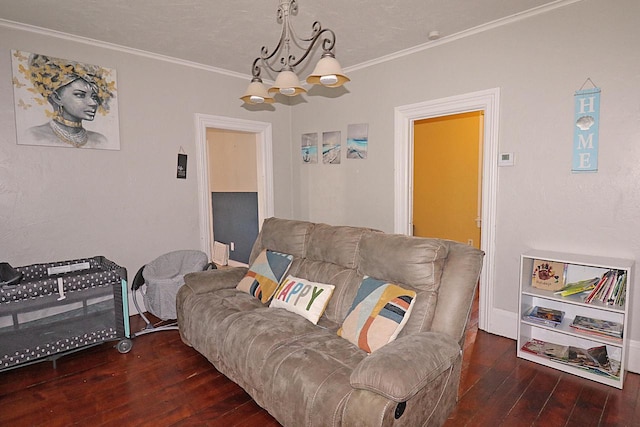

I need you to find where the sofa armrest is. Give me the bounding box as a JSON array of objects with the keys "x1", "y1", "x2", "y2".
[
  {"x1": 182, "y1": 267, "x2": 248, "y2": 295},
  {"x1": 350, "y1": 331, "x2": 461, "y2": 402}
]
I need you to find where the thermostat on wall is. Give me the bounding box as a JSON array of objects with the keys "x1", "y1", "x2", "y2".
[{"x1": 498, "y1": 152, "x2": 515, "y2": 166}]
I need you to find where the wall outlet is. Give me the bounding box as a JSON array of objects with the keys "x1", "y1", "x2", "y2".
[
  {"x1": 467, "y1": 239, "x2": 474, "y2": 246},
  {"x1": 230, "y1": 242, "x2": 235, "y2": 251}
]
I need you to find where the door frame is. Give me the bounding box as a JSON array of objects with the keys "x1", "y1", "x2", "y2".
[
  {"x1": 394, "y1": 88, "x2": 500, "y2": 333},
  {"x1": 194, "y1": 113, "x2": 275, "y2": 260}
]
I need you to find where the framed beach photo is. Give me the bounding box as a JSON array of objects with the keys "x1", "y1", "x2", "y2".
[
  {"x1": 346, "y1": 123, "x2": 368, "y2": 159},
  {"x1": 322, "y1": 131, "x2": 341, "y2": 164},
  {"x1": 301, "y1": 132, "x2": 318, "y2": 164},
  {"x1": 11, "y1": 50, "x2": 120, "y2": 150}
]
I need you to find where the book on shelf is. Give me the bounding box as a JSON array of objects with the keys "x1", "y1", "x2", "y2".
[
  {"x1": 523, "y1": 306, "x2": 565, "y2": 327},
  {"x1": 570, "y1": 315, "x2": 623, "y2": 339},
  {"x1": 585, "y1": 270, "x2": 627, "y2": 306},
  {"x1": 554, "y1": 277, "x2": 599, "y2": 297},
  {"x1": 531, "y1": 259, "x2": 568, "y2": 291},
  {"x1": 521, "y1": 339, "x2": 619, "y2": 379}
]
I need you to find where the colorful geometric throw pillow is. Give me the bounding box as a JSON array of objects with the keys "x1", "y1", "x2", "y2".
[
  {"x1": 236, "y1": 250, "x2": 293, "y2": 303},
  {"x1": 270, "y1": 276, "x2": 335, "y2": 324},
  {"x1": 338, "y1": 276, "x2": 416, "y2": 353}
]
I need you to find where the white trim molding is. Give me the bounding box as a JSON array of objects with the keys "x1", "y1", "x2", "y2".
[
  {"x1": 627, "y1": 339, "x2": 640, "y2": 374},
  {"x1": 394, "y1": 87, "x2": 500, "y2": 335},
  {"x1": 194, "y1": 114, "x2": 274, "y2": 260}
]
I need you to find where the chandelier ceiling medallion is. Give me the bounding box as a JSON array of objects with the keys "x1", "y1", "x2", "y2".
[{"x1": 241, "y1": 0, "x2": 350, "y2": 105}]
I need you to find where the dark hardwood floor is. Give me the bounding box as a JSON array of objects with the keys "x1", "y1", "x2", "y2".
[{"x1": 1, "y1": 295, "x2": 639, "y2": 426}]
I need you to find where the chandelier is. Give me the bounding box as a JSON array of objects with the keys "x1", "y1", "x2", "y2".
[{"x1": 241, "y1": 0, "x2": 350, "y2": 105}]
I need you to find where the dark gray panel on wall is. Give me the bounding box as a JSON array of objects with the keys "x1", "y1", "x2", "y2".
[{"x1": 211, "y1": 192, "x2": 258, "y2": 264}]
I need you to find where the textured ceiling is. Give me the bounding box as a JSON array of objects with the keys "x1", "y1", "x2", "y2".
[{"x1": 0, "y1": 0, "x2": 562, "y2": 78}]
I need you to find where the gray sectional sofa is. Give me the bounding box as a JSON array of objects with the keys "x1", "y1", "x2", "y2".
[{"x1": 176, "y1": 217, "x2": 484, "y2": 426}]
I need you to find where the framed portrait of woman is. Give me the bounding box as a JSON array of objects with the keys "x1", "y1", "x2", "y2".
[{"x1": 11, "y1": 50, "x2": 120, "y2": 150}]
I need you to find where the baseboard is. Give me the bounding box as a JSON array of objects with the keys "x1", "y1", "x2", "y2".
[
  {"x1": 484, "y1": 307, "x2": 639, "y2": 375},
  {"x1": 627, "y1": 338, "x2": 640, "y2": 374},
  {"x1": 486, "y1": 307, "x2": 518, "y2": 340}
]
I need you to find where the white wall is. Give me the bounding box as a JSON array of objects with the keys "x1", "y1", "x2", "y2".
[
  {"x1": 0, "y1": 25, "x2": 293, "y2": 279},
  {"x1": 289, "y1": 0, "x2": 640, "y2": 353}
]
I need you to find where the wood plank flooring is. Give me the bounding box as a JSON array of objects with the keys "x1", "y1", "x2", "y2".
[{"x1": 1, "y1": 307, "x2": 638, "y2": 426}]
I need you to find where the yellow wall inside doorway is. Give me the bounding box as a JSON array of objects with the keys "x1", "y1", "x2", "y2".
[{"x1": 413, "y1": 111, "x2": 482, "y2": 248}]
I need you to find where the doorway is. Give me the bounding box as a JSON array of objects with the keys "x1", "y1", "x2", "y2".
[
  {"x1": 394, "y1": 88, "x2": 500, "y2": 335},
  {"x1": 194, "y1": 114, "x2": 275, "y2": 265},
  {"x1": 412, "y1": 111, "x2": 483, "y2": 249},
  {"x1": 208, "y1": 128, "x2": 260, "y2": 265}
]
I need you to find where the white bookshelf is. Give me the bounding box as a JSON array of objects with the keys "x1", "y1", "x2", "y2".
[{"x1": 517, "y1": 250, "x2": 634, "y2": 389}]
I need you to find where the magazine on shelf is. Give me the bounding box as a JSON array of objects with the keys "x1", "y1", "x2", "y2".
[
  {"x1": 523, "y1": 306, "x2": 565, "y2": 327},
  {"x1": 521, "y1": 339, "x2": 568, "y2": 359},
  {"x1": 531, "y1": 259, "x2": 568, "y2": 291},
  {"x1": 571, "y1": 315, "x2": 623, "y2": 339},
  {"x1": 521, "y1": 339, "x2": 619, "y2": 379}
]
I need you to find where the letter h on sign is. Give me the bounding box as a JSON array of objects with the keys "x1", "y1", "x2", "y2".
[{"x1": 572, "y1": 87, "x2": 600, "y2": 173}]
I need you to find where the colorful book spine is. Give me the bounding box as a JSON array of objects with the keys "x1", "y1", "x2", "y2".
[{"x1": 585, "y1": 270, "x2": 626, "y2": 305}]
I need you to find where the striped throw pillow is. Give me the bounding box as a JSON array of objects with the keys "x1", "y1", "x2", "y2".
[
  {"x1": 338, "y1": 276, "x2": 416, "y2": 353},
  {"x1": 236, "y1": 250, "x2": 293, "y2": 303}
]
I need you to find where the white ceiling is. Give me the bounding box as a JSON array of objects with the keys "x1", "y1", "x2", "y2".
[{"x1": 0, "y1": 0, "x2": 563, "y2": 78}]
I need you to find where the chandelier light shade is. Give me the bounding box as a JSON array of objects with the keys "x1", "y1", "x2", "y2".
[
  {"x1": 240, "y1": 78, "x2": 275, "y2": 104},
  {"x1": 241, "y1": 0, "x2": 349, "y2": 105},
  {"x1": 269, "y1": 70, "x2": 307, "y2": 96},
  {"x1": 306, "y1": 52, "x2": 350, "y2": 88}
]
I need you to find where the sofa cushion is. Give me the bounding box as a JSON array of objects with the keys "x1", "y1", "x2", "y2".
[
  {"x1": 288, "y1": 258, "x2": 363, "y2": 325},
  {"x1": 236, "y1": 249, "x2": 293, "y2": 303},
  {"x1": 215, "y1": 308, "x2": 336, "y2": 396},
  {"x1": 270, "y1": 276, "x2": 335, "y2": 324},
  {"x1": 306, "y1": 223, "x2": 372, "y2": 269},
  {"x1": 177, "y1": 287, "x2": 263, "y2": 361},
  {"x1": 338, "y1": 276, "x2": 416, "y2": 353},
  {"x1": 258, "y1": 322, "x2": 368, "y2": 427},
  {"x1": 358, "y1": 233, "x2": 448, "y2": 287},
  {"x1": 249, "y1": 217, "x2": 314, "y2": 265},
  {"x1": 358, "y1": 233, "x2": 448, "y2": 336}
]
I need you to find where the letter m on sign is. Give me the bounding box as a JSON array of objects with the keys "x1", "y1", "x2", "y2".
[{"x1": 572, "y1": 87, "x2": 600, "y2": 173}]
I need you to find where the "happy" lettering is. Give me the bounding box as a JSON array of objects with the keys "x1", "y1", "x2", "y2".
[{"x1": 275, "y1": 280, "x2": 325, "y2": 311}]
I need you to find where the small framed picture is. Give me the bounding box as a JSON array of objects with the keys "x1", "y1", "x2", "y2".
[
  {"x1": 177, "y1": 153, "x2": 187, "y2": 179},
  {"x1": 322, "y1": 131, "x2": 341, "y2": 164},
  {"x1": 301, "y1": 132, "x2": 318, "y2": 164},
  {"x1": 347, "y1": 123, "x2": 368, "y2": 159}
]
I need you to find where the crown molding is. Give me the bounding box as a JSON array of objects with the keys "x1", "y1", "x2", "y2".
[
  {"x1": 344, "y1": 0, "x2": 583, "y2": 73},
  {"x1": 1, "y1": 0, "x2": 582, "y2": 79},
  {"x1": 0, "y1": 18, "x2": 253, "y2": 81}
]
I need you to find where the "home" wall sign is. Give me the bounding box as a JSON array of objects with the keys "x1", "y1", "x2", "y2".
[{"x1": 572, "y1": 82, "x2": 600, "y2": 173}]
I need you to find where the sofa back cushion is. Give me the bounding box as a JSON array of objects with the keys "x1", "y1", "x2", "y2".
[
  {"x1": 357, "y1": 233, "x2": 448, "y2": 335},
  {"x1": 291, "y1": 259, "x2": 362, "y2": 325},
  {"x1": 306, "y1": 223, "x2": 374, "y2": 268},
  {"x1": 249, "y1": 217, "x2": 314, "y2": 265},
  {"x1": 287, "y1": 223, "x2": 375, "y2": 324}
]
